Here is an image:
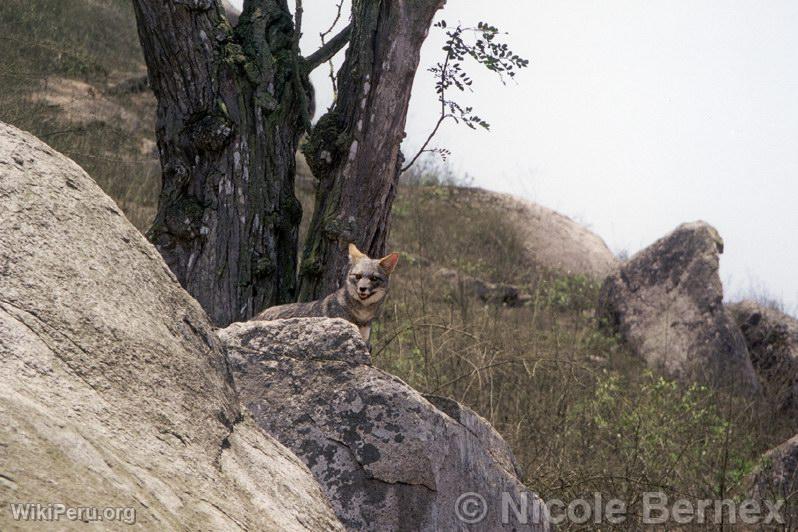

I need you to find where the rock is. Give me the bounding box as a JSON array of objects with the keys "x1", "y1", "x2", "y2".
[
  {"x1": 221, "y1": 318, "x2": 551, "y2": 531},
  {"x1": 436, "y1": 267, "x2": 532, "y2": 307},
  {"x1": 422, "y1": 394, "x2": 524, "y2": 476},
  {"x1": 747, "y1": 434, "x2": 798, "y2": 524},
  {"x1": 461, "y1": 188, "x2": 619, "y2": 279},
  {"x1": 597, "y1": 221, "x2": 760, "y2": 393},
  {"x1": 0, "y1": 123, "x2": 342, "y2": 531},
  {"x1": 729, "y1": 301, "x2": 798, "y2": 410}
]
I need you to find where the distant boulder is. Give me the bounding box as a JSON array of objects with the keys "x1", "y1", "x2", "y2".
[
  {"x1": 221, "y1": 318, "x2": 551, "y2": 531},
  {"x1": 462, "y1": 188, "x2": 619, "y2": 279},
  {"x1": 0, "y1": 122, "x2": 342, "y2": 531},
  {"x1": 597, "y1": 221, "x2": 760, "y2": 394},
  {"x1": 729, "y1": 301, "x2": 798, "y2": 410}
]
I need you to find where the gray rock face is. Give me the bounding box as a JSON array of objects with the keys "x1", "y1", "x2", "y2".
[
  {"x1": 729, "y1": 301, "x2": 798, "y2": 410},
  {"x1": 598, "y1": 221, "x2": 760, "y2": 393},
  {"x1": 748, "y1": 434, "x2": 798, "y2": 524},
  {"x1": 221, "y1": 318, "x2": 551, "y2": 531},
  {"x1": 0, "y1": 123, "x2": 342, "y2": 531}
]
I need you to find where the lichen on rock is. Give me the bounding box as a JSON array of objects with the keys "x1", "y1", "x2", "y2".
[
  {"x1": 597, "y1": 221, "x2": 760, "y2": 394},
  {"x1": 221, "y1": 317, "x2": 551, "y2": 531},
  {"x1": 729, "y1": 300, "x2": 798, "y2": 410}
]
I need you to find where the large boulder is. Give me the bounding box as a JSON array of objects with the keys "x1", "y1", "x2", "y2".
[
  {"x1": 729, "y1": 301, "x2": 798, "y2": 411},
  {"x1": 598, "y1": 222, "x2": 760, "y2": 393},
  {"x1": 747, "y1": 434, "x2": 798, "y2": 525},
  {"x1": 0, "y1": 123, "x2": 342, "y2": 530},
  {"x1": 220, "y1": 318, "x2": 551, "y2": 531},
  {"x1": 463, "y1": 188, "x2": 619, "y2": 279}
]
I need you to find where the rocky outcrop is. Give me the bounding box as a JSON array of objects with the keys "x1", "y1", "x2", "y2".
[
  {"x1": 461, "y1": 188, "x2": 619, "y2": 279},
  {"x1": 0, "y1": 123, "x2": 342, "y2": 530},
  {"x1": 598, "y1": 222, "x2": 760, "y2": 394},
  {"x1": 729, "y1": 301, "x2": 798, "y2": 410},
  {"x1": 221, "y1": 318, "x2": 551, "y2": 531},
  {"x1": 436, "y1": 267, "x2": 532, "y2": 307},
  {"x1": 747, "y1": 435, "x2": 798, "y2": 525}
]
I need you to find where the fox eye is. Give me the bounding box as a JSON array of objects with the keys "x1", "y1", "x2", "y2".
[
  {"x1": 370, "y1": 276, "x2": 380, "y2": 284},
  {"x1": 353, "y1": 274, "x2": 362, "y2": 280}
]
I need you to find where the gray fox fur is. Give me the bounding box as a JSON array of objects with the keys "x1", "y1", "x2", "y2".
[{"x1": 251, "y1": 244, "x2": 399, "y2": 340}]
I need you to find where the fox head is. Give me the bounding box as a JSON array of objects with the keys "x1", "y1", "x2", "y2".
[{"x1": 345, "y1": 243, "x2": 399, "y2": 306}]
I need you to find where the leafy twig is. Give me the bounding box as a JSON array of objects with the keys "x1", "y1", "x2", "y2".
[{"x1": 403, "y1": 20, "x2": 529, "y2": 173}]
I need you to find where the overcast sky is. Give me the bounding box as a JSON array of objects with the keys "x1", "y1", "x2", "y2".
[{"x1": 232, "y1": 1, "x2": 797, "y2": 315}]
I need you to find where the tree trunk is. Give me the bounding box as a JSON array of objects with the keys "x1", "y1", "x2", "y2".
[
  {"x1": 132, "y1": 0, "x2": 309, "y2": 326},
  {"x1": 298, "y1": 0, "x2": 445, "y2": 301}
]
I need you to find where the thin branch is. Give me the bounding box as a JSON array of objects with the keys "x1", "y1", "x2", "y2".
[
  {"x1": 402, "y1": 21, "x2": 527, "y2": 173},
  {"x1": 401, "y1": 114, "x2": 451, "y2": 172},
  {"x1": 325, "y1": 56, "x2": 338, "y2": 106},
  {"x1": 318, "y1": 0, "x2": 346, "y2": 103},
  {"x1": 320, "y1": 0, "x2": 345, "y2": 40},
  {"x1": 402, "y1": 52, "x2": 452, "y2": 173},
  {"x1": 304, "y1": 23, "x2": 352, "y2": 71}
]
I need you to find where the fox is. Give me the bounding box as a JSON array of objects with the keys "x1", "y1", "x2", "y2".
[{"x1": 251, "y1": 243, "x2": 399, "y2": 341}]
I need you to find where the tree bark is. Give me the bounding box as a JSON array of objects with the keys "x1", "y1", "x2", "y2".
[
  {"x1": 132, "y1": 0, "x2": 309, "y2": 326},
  {"x1": 298, "y1": 0, "x2": 446, "y2": 301}
]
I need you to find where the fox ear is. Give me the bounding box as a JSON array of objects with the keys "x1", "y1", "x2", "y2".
[
  {"x1": 379, "y1": 253, "x2": 400, "y2": 275},
  {"x1": 348, "y1": 243, "x2": 367, "y2": 263}
]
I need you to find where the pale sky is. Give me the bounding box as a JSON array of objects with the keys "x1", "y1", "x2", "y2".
[{"x1": 232, "y1": 1, "x2": 798, "y2": 315}]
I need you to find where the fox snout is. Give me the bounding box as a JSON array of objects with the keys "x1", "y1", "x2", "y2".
[
  {"x1": 357, "y1": 282, "x2": 371, "y2": 296},
  {"x1": 353, "y1": 275, "x2": 382, "y2": 300}
]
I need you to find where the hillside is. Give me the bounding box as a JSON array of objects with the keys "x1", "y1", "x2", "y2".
[
  {"x1": 0, "y1": 0, "x2": 158, "y2": 229},
  {"x1": 2, "y1": 2, "x2": 795, "y2": 528}
]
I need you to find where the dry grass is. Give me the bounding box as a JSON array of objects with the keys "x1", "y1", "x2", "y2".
[
  {"x1": 0, "y1": 0, "x2": 159, "y2": 230},
  {"x1": 370, "y1": 170, "x2": 795, "y2": 529}
]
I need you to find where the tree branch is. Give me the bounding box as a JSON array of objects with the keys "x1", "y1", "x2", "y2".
[
  {"x1": 304, "y1": 23, "x2": 352, "y2": 71},
  {"x1": 402, "y1": 51, "x2": 452, "y2": 173},
  {"x1": 318, "y1": 0, "x2": 345, "y2": 104},
  {"x1": 320, "y1": 0, "x2": 345, "y2": 40},
  {"x1": 294, "y1": 0, "x2": 303, "y2": 45},
  {"x1": 401, "y1": 114, "x2": 451, "y2": 173}
]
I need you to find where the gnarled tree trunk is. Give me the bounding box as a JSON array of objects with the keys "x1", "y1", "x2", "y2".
[
  {"x1": 134, "y1": 0, "x2": 444, "y2": 320},
  {"x1": 132, "y1": 0, "x2": 308, "y2": 326},
  {"x1": 298, "y1": 0, "x2": 446, "y2": 301}
]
